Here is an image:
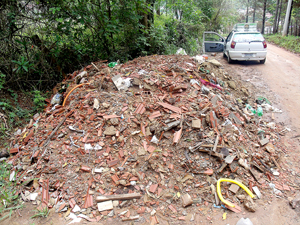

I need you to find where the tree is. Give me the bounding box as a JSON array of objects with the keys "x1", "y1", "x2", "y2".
[
  {"x1": 262, "y1": 0, "x2": 267, "y2": 34},
  {"x1": 273, "y1": 0, "x2": 280, "y2": 33}
]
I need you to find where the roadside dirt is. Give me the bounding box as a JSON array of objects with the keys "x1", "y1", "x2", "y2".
[
  {"x1": 2, "y1": 43, "x2": 300, "y2": 225},
  {"x1": 216, "y1": 42, "x2": 300, "y2": 225}
]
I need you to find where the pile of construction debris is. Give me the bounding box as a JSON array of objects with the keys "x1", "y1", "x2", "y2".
[{"x1": 6, "y1": 55, "x2": 295, "y2": 224}]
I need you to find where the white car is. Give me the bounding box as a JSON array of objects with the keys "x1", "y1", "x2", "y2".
[{"x1": 203, "y1": 23, "x2": 267, "y2": 64}]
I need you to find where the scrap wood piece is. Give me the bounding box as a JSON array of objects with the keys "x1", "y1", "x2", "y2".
[
  {"x1": 157, "y1": 102, "x2": 181, "y2": 114},
  {"x1": 212, "y1": 135, "x2": 220, "y2": 152},
  {"x1": 43, "y1": 117, "x2": 66, "y2": 148},
  {"x1": 122, "y1": 215, "x2": 140, "y2": 221},
  {"x1": 96, "y1": 193, "x2": 141, "y2": 202},
  {"x1": 201, "y1": 144, "x2": 223, "y2": 148},
  {"x1": 198, "y1": 148, "x2": 223, "y2": 158}
]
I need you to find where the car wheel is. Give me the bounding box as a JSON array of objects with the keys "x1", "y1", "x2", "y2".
[
  {"x1": 260, "y1": 58, "x2": 266, "y2": 64},
  {"x1": 223, "y1": 52, "x2": 227, "y2": 58},
  {"x1": 227, "y1": 53, "x2": 233, "y2": 63}
]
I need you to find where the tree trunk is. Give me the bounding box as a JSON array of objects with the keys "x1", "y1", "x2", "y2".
[
  {"x1": 287, "y1": 0, "x2": 293, "y2": 36},
  {"x1": 282, "y1": 0, "x2": 293, "y2": 36},
  {"x1": 273, "y1": 0, "x2": 280, "y2": 34},
  {"x1": 246, "y1": 0, "x2": 249, "y2": 23},
  {"x1": 276, "y1": 0, "x2": 283, "y2": 33},
  {"x1": 253, "y1": 0, "x2": 256, "y2": 23},
  {"x1": 262, "y1": 0, "x2": 267, "y2": 34}
]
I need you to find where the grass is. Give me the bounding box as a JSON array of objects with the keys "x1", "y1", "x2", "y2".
[
  {"x1": 265, "y1": 34, "x2": 300, "y2": 54},
  {"x1": 30, "y1": 207, "x2": 49, "y2": 219},
  {"x1": 0, "y1": 161, "x2": 23, "y2": 222}
]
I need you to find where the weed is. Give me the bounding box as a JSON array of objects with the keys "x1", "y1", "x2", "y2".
[
  {"x1": 30, "y1": 207, "x2": 49, "y2": 219},
  {"x1": 32, "y1": 90, "x2": 46, "y2": 112},
  {"x1": 0, "y1": 161, "x2": 23, "y2": 222}
]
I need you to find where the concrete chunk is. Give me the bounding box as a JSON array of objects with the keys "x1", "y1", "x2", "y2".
[
  {"x1": 97, "y1": 200, "x2": 113, "y2": 212},
  {"x1": 192, "y1": 119, "x2": 201, "y2": 129}
]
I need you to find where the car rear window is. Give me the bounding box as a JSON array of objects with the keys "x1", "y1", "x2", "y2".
[{"x1": 233, "y1": 33, "x2": 264, "y2": 43}]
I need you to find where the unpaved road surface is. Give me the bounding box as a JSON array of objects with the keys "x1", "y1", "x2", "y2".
[
  {"x1": 217, "y1": 43, "x2": 300, "y2": 225},
  {"x1": 221, "y1": 43, "x2": 300, "y2": 134}
]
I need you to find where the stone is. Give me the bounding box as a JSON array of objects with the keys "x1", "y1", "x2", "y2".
[
  {"x1": 227, "y1": 81, "x2": 236, "y2": 89},
  {"x1": 97, "y1": 201, "x2": 113, "y2": 212},
  {"x1": 192, "y1": 119, "x2": 201, "y2": 129},
  {"x1": 104, "y1": 126, "x2": 117, "y2": 136},
  {"x1": 290, "y1": 192, "x2": 300, "y2": 209},
  {"x1": 225, "y1": 155, "x2": 236, "y2": 164},
  {"x1": 244, "y1": 196, "x2": 257, "y2": 212},
  {"x1": 143, "y1": 83, "x2": 151, "y2": 90},
  {"x1": 102, "y1": 102, "x2": 110, "y2": 109},
  {"x1": 110, "y1": 118, "x2": 119, "y2": 125},
  {"x1": 182, "y1": 193, "x2": 193, "y2": 207},
  {"x1": 138, "y1": 148, "x2": 146, "y2": 156},
  {"x1": 265, "y1": 142, "x2": 275, "y2": 154},
  {"x1": 229, "y1": 184, "x2": 240, "y2": 194},
  {"x1": 208, "y1": 59, "x2": 222, "y2": 67},
  {"x1": 117, "y1": 135, "x2": 124, "y2": 142},
  {"x1": 113, "y1": 201, "x2": 119, "y2": 207},
  {"x1": 132, "y1": 78, "x2": 141, "y2": 86},
  {"x1": 259, "y1": 138, "x2": 269, "y2": 146},
  {"x1": 93, "y1": 98, "x2": 99, "y2": 110}
]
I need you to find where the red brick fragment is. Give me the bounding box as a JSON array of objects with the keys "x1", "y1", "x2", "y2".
[
  {"x1": 81, "y1": 166, "x2": 91, "y2": 172},
  {"x1": 149, "y1": 184, "x2": 158, "y2": 193},
  {"x1": 111, "y1": 175, "x2": 119, "y2": 184},
  {"x1": 168, "y1": 204, "x2": 177, "y2": 213},
  {"x1": 137, "y1": 206, "x2": 145, "y2": 214},
  {"x1": 107, "y1": 159, "x2": 119, "y2": 167},
  {"x1": 10, "y1": 148, "x2": 19, "y2": 154},
  {"x1": 87, "y1": 108, "x2": 93, "y2": 115},
  {"x1": 58, "y1": 203, "x2": 66, "y2": 212},
  {"x1": 24, "y1": 130, "x2": 34, "y2": 144}
]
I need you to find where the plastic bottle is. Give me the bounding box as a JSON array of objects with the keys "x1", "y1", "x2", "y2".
[
  {"x1": 257, "y1": 106, "x2": 263, "y2": 117},
  {"x1": 245, "y1": 104, "x2": 256, "y2": 114},
  {"x1": 236, "y1": 218, "x2": 253, "y2": 225}
]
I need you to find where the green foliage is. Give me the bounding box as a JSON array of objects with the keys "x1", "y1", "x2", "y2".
[
  {"x1": 0, "y1": 161, "x2": 23, "y2": 222},
  {"x1": 0, "y1": 74, "x2": 5, "y2": 91},
  {"x1": 266, "y1": 34, "x2": 300, "y2": 53},
  {"x1": 32, "y1": 90, "x2": 46, "y2": 112}
]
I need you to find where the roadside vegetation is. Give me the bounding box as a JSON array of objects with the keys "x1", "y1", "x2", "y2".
[
  {"x1": 266, "y1": 34, "x2": 300, "y2": 54},
  {"x1": 0, "y1": 161, "x2": 23, "y2": 222}
]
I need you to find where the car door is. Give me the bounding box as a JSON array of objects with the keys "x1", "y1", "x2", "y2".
[{"x1": 203, "y1": 32, "x2": 225, "y2": 53}]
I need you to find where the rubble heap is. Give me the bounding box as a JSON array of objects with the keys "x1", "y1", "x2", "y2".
[{"x1": 7, "y1": 55, "x2": 294, "y2": 224}]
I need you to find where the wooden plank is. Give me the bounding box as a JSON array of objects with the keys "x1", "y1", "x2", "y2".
[{"x1": 96, "y1": 193, "x2": 141, "y2": 202}]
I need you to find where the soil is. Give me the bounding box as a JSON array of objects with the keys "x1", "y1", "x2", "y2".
[{"x1": 2, "y1": 43, "x2": 300, "y2": 225}]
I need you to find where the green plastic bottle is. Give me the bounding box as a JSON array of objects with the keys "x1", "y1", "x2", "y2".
[
  {"x1": 257, "y1": 106, "x2": 263, "y2": 117},
  {"x1": 246, "y1": 104, "x2": 256, "y2": 114}
]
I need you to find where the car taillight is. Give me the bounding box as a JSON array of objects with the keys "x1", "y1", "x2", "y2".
[
  {"x1": 263, "y1": 40, "x2": 267, "y2": 48},
  {"x1": 231, "y1": 41, "x2": 236, "y2": 49}
]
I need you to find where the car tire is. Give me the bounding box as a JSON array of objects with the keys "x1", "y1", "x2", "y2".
[
  {"x1": 223, "y1": 52, "x2": 227, "y2": 58},
  {"x1": 227, "y1": 53, "x2": 233, "y2": 64},
  {"x1": 260, "y1": 58, "x2": 266, "y2": 64}
]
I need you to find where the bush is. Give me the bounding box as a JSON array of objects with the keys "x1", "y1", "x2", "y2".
[{"x1": 265, "y1": 34, "x2": 300, "y2": 53}]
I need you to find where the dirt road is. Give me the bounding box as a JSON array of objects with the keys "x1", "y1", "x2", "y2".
[
  {"x1": 221, "y1": 43, "x2": 300, "y2": 134},
  {"x1": 217, "y1": 43, "x2": 300, "y2": 225}
]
